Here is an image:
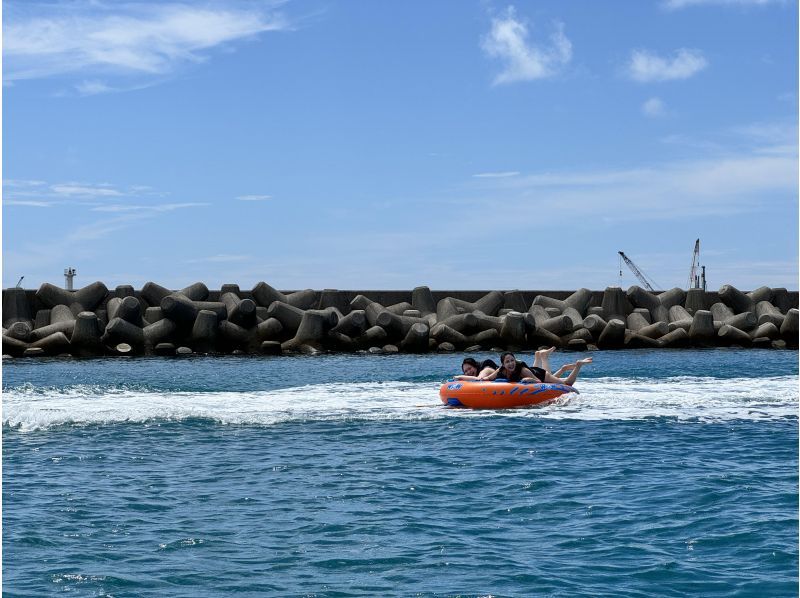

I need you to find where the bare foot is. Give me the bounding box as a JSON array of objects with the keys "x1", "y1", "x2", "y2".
[
  {"x1": 577, "y1": 357, "x2": 593, "y2": 365},
  {"x1": 536, "y1": 346, "x2": 557, "y2": 358}
]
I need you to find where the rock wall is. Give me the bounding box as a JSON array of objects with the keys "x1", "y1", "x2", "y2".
[{"x1": 2, "y1": 282, "x2": 797, "y2": 357}]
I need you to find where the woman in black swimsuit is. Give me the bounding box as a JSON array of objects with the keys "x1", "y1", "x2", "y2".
[{"x1": 482, "y1": 349, "x2": 592, "y2": 386}]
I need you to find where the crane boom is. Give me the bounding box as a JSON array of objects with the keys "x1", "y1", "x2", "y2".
[
  {"x1": 688, "y1": 239, "x2": 700, "y2": 289},
  {"x1": 618, "y1": 251, "x2": 660, "y2": 292}
]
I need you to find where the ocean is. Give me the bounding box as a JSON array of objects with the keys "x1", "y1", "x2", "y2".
[{"x1": 3, "y1": 349, "x2": 798, "y2": 597}]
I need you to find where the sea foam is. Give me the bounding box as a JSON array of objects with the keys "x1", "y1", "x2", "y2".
[{"x1": 3, "y1": 376, "x2": 797, "y2": 432}]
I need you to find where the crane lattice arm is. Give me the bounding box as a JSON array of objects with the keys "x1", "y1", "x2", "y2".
[
  {"x1": 687, "y1": 239, "x2": 700, "y2": 289},
  {"x1": 618, "y1": 251, "x2": 660, "y2": 292}
]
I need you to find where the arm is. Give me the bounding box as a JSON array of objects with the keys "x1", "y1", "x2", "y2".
[
  {"x1": 478, "y1": 367, "x2": 501, "y2": 381},
  {"x1": 453, "y1": 375, "x2": 480, "y2": 381}
]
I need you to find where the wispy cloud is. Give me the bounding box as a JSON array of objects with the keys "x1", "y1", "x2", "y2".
[
  {"x1": 4, "y1": 2, "x2": 289, "y2": 91},
  {"x1": 236, "y1": 194, "x2": 272, "y2": 201},
  {"x1": 3, "y1": 200, "x2": 55, "y2": 208},
  {"x1": 481, "y1": 7, "x2": 572, "y2": 85},
  {"x1": 663, "y1": 0, "x2": 781, "y2": 8},
  {"x1": 463, "y1": 128, "x2": 797, "y2": 224},
  {"x1": 90, "y1": 202, "x2": 209, "y2": 212},
  {"x1": 642, "y1": 97, "x2": 666, "y2": 117},
  {"x1": 628, "y1": 49, "x2": 708, "y2": 82},
  {"x1": 472, "y1": 171, "x2": 520, "y2": 178},
  {"x1": 50, "y1": 183, "x2": 124, "y2": 197},
  {"x1": 3, "y1": 179, "x2": 170, "y2": 203}
]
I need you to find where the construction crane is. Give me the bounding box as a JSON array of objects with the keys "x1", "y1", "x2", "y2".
[
  {"x1": 687, "y1": 239, "x2": 706, "y2": 290},
  {"x1": 618, "y1": 251, "x2": 661, "y2": 292}
]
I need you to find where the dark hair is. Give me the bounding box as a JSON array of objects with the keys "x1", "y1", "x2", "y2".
[
  {"x1": 462, "y1": 357, "x2": 480, "y2": 372},
  {"x1": 480, "y1": 359, "x2": 499, "y2": 371},
  {"x1": 499, "y1": 352, "x2": 517, "y2": 367}
]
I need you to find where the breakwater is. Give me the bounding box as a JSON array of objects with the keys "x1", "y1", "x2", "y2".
[{"x1": 2, "y1": 282, "x2": 797, "y2": 357}]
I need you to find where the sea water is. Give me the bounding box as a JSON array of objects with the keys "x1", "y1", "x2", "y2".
[{"x1": 3, "y1": 349, "x2": 798, "y2": 596}]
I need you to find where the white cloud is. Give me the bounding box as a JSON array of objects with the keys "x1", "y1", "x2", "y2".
[
  {"x1": 3, "y1": 179, "x2": 47, "y2": 188},
  {"x1": 236, "y1": 194, "x2": 272, "y2": 201},
  {"x1": 663, "y1": 0, "x2": 780, "y2": 8},
  {"x1": 642, "y1": 97, "x2": 666, "y2": 117},
  {"x1": 481, "y1": 7, "x2": 572, "y2": 85},
  {"x1": 472, "y1": 171, "x2": 520, "y2": 178},
  {"x1": 628, "y1": 49, "x2": 708, "y2": 82},
  {"x1": 90, "y1": 202, "x2": 209, "y2": 213},
  {"x1": 4, "y1": 2, "x2": 288, "y2": 87},
  {"x1": 463, "y1": 140, "x2": 796, "y2": 223},
  {"x1": 51, "y1": 183, "x2": 124, "y2": 197},
  {"x1": 3, "y1": 200, "x2": 55, "y2": 208}
]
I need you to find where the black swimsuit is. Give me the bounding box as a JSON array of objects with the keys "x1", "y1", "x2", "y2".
[{"x1": 499, "y1": 362, "x2": 546, "y2": 383}]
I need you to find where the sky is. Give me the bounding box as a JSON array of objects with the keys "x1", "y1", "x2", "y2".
[{"x1": 3, "y1": 0, "x2": 798, "y2": 292}]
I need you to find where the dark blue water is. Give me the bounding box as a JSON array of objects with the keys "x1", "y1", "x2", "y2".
[{"x1": 4, "y1": 349, "x2": 798, "y2": 596}]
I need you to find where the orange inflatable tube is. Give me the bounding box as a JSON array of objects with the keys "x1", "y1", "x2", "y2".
[{"x1": 439, "y1": 379, "x2": 577, "y2": 409}]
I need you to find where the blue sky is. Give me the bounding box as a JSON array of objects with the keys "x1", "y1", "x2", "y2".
[{"x1": 3, "y1": 0, "x2": 798, "y2": 291}]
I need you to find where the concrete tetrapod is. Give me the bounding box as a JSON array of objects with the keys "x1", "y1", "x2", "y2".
[
  {"x1": 143, "y1": 318, "x2": 178, "y2": 349},
  {"x1": 70, "y1": 312, "x2": 104, "y2": 356},
  {"x1": 221, "y1": 292, "x2": 257, "y2": 328},
  {"x1": 160, "y1": 293, "x2": 199, "y2": 326},
  {"x1": 5, "y1": 321, "x2": 32, "y2": 342},
  {"x1": 717, "y1": 324, "x2": 752, "y2": 347},
  {"x1": 688, "y1": 310, "x2": 715, "y2": 345},
  {"x1": 116, "y1": 296, "x2": 143, "y2": 326},
  {"x1": 3, "y1": 334, "x2": 29, "y2": 356},
  {"x1": 266, "y1": 301, "x2": 304, "y2": 335},
  {"x1": 180, "y1": 282, "x2": 209, "y2": 302},
  {"x1": 36, "y1": 281, "x2": 108, "y2": 312},
  {"x1": 30, "y1": 331, "x2": 71, "y2": 355},
  {"x1": 772, "y1": 288, "x2": 792, "y2": 314},
  {"x1": 30, "y1": 305, "x2": 76, "y2": 341},
  {"x1": 318, "y1": 289, "x2": 351, "y2": 314},
  {"x1": 668, "y1": 306, "x2": 693, "y2": 333},
  {"x1": 503, "y1": 290, "x2": 528, "y2": 313},
  {"x1": 719, "y1": 285, "x2": 755, "y2": 315},
  {"x1": 141, "y1": 282, "x2": 172, "y2": 307},
  {"x1": 658, "y1": 328, "x2": 690, "y2": 348},
  {"x1": 749, "y1": 322, "x2": 780, "y2": 340},
  {"x1": 755, "y1": 301, "x2": 785, "y2": 328},
  {"x1": 191, "y1": 310, "x2": 219, "y2": 353},
  {"x1": 2, "y1": 288, "x2": 32, "y2": 328},
  {"x1": 780, "y1": 309, "x2": 798, "y2": 346},
  {"x1": 330, "y1": 310, "x2": 367, "y2": 338},
  {"x1": 626, "y1": 312, "x2": 650, "y2": 333},
  {"x1": 411, "y1": 286, "x2": 436, "y2": 315},
  {"x1": 282, "y1": 309, "x2": 339, "y2": 351},
  {"x1": 684, "y1": 289, "x2": 708, "y2": 314},
  {"x1": 115, "y1": 284, "x2": 135, "y2": 298},
  {"x1": 218, "y1": 321, "x2": 259, "y2": 352},
  {"x1": 597, "y1": 319, "x2": 626, "y2": 349},
  {"x1": 748, "y1": 286, "x2": 773, "y2": 305},
  {"x1": 624, "y1": 331, "x2": 661, "y2": 349},
  {"x1": 430, "y1": 324, "x2": 468, "y2": 347},
  {"x1": 400, "y1": 322, "x2": 430, "y2": 353},
  {"x1": 626, "y1": 286, "x2": 668, "y2": 323},
  {"x1": 34, "y1": 309, "x2": 50, "y2": 329},
  {"x1": 637, "y1": 321, "x2": 669, "y2": 340},
  {"x1": 252, "y1": 282, "x2": 317, "y2": 310},
  {"x1": 582, "y1": 314, "x2": 608, "y2": 338},
  {"x1": 602, "y1": 287, "x2": 632, "y2": 323},
  {"x1": 357, "y1": 325, "x2": 388, "y2": 349},
  {"x1": 257, "y1": 318, "x2": 284, "y2": 342},
  {"x1": 499, "y1": 312, "x2": 527, "y2": 348},
  {"x1": 102, "y1": 317, "x2": 144, "y2": 350},
  {"x1": 448, "y1": 291, "x2": 504, "y2": 317}
]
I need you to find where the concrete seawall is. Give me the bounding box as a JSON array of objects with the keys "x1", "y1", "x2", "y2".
[{"x1": 3, "y1": 282, "x2": 798, "y2": 357}]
